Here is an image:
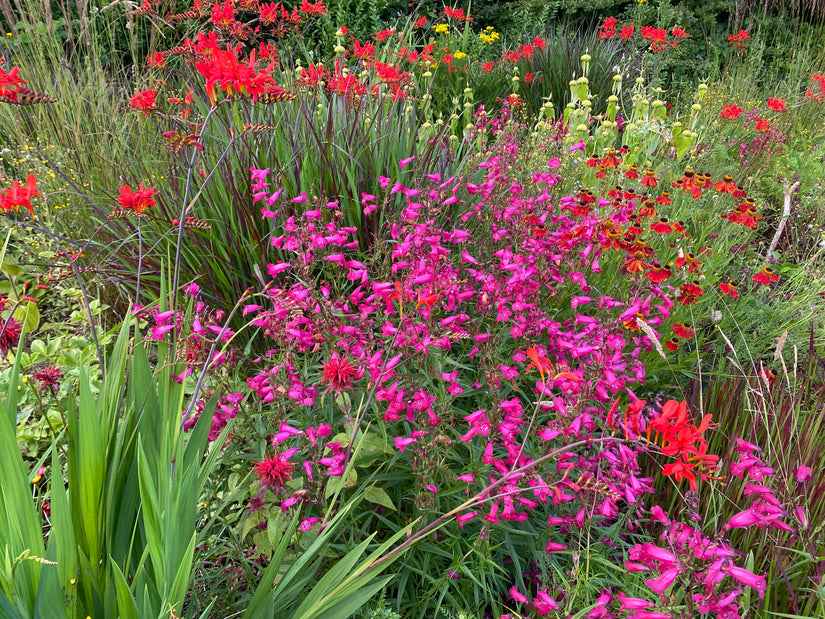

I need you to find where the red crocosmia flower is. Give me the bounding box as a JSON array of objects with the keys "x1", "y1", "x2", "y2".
[
  {"x1": 211, "y1": 0, "x2": 236, "y2": 29},
  {"x1": 622, "y1": 399, "x2": 646, "y2": 438},
  {"x1": 416, "y1": 291, "x2": 442, "y2": 310},
  {"x1": 523, "y1": 72, "x2": 534, "y2": 84},
  {"x1": 599, "y1": 16, "x2": 617, "y2": 30},
  {"x1": 321, "y1": 353, "x2": 358, "y2": 394},
  {"x1": 755, "y1": 117, "x2": 770, "y2": 131},
  {"x1": 525, "y1": 347, "x2": 553, "y2": 380},
  {"x1": 482, "y1": 61, "x2": 494, "y2": 73},
  {"x1": 414, "y1": 16, "x2": 427, "y2": 28},
  {"x1": 619, "y1": 22, "x2": 634, "y2": 40},
  {"x1": 352, "y1": 38, "x2": 375, "y2": 60},
  {"x1": 375, "y1": 28, "x2": 395, "y2": 43},
  {"x1": 753, "y1": 267, "x2": 779, "y2": 286},
  {"x1": 671, "y1": 26, "x2": 689, "y2": 38},
  {"x1": 760, "y1": 368, "x2": 777, "y2": 386},
  {"x1": 533, "y1": 36, "x2": 546, "y2": 50},
  {"x1": 728, "y1": 30, "x2": 749, "y2": 48},
  {"x1": 254, "y1": 450, "x2": 295, "y2": 489},
  {"x1": 665, "y1": 339, "x2": 678, "y2": 351},
  {"x1": 146, "y1": 52, "x2": 166, "y2": 68},
  {"x1": 118, "y1": 183, "x2": 157, "y2": 214},
  {"x1": 767, "y1": 97, "x2": 787, "y2": 112},
  {"x1": 129, "y1": 89, "x2": 157, "y2": 115},
  {"x1": 640, "y1": 25, "x2": 665, "y2": 42},
  {"x1": 641, "y1": 169, "x2": 659, "y2": 187},
  {"x1": 714, "y1": 175, "x2": 737, "y2": 193},
  {"x1": 598, "y1": 16, "x2": 616, "y2": 39},
  {"x1": 720, "y1": 281, "x2": 739, "y2": 297},
  {"x1": 1, "y1": 174, "x2": 39, "y2": 218},
  {"x1": 443, "y1": 6, "x2": 472, "y2": 20},
  {"x1": 662, "y1": 458, "x2": 698, "y2": 490},
  {"x1": 672, "y1": 323, "x2": 695, "y2": 339},
  {"x1": 720, "y1": 103, "x2": 743, "y2": 120},
  {"x1": 296, "y1": 0, "x2": 326, "y2": 16},
  {"x1": 0, "y1": 64, "x2": 26, "y2": 102}
]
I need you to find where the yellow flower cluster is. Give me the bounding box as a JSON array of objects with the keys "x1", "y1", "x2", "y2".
[
  {"x1": 454, "y1": 51, "x2": 466, "y2": 60},
  {"x1": 434, "y1": 23, "x2": 449, "y2": 34},
  {"x1": 479, "y1": 26, "x2": 500, "y2": 45}
]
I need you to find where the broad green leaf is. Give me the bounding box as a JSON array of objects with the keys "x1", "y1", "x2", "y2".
[
  {"x1": 363, "y1": 486, "x2": 396, "y2": 511},
  {"x1": 12, "y1": 302, "x2": 39, "y2": 333}
]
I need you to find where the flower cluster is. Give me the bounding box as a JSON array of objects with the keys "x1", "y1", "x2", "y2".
[{"x1": 0, "y1": 174, "x2": 39, "y2": 218}]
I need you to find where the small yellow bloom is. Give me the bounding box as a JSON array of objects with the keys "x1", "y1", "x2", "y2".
[
  {"x1": 454, "y1": 51, "x2": 466, "y2": 60},
  {"x1": 434, "y1": 23, "x2": 449, "y2": 34}
]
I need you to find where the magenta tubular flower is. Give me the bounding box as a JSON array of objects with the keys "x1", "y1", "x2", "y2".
[
  {"x1": 723, "y1": 565, "x2": 766, "y2": 598},
  {"x1": 645, "y1": 567, "x2": 681, "y2": 595}
]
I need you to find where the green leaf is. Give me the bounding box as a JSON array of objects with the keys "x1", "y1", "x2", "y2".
[
  {"x1": 364, "y1": 486, "x2": 396, "y2": 511},
  {"x1": 1, "y1": 255, "x2": 25, "y2": 277},
  {"x1": 12, "y1": 302, "x2": 39, "y2": 333},
  {"x1": 324, "y1": 468, "x2": 358, "y2": 499}
]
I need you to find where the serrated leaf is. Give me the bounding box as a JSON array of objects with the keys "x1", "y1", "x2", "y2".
[{"x1": 364, "y1": 486, "x2": 395, "y2": 511}]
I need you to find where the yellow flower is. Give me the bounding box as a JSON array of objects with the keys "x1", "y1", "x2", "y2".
[
  {"x1": 454, "y1": 51, "x2": 466, "y2": 60},
  {"x1": 434, "y1": 23, "x2": 449, "y2": 34}
]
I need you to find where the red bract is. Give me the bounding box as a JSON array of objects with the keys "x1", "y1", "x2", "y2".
[
  {"x1": 254, "y1": 450, "x2": 295, "y2": 489},
  {"x1": 321, "y1": 353, "x2": 358, "y2": 394},
  {"x1": 0, "y1": 315, "x2": 22, "y2": 353}
]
